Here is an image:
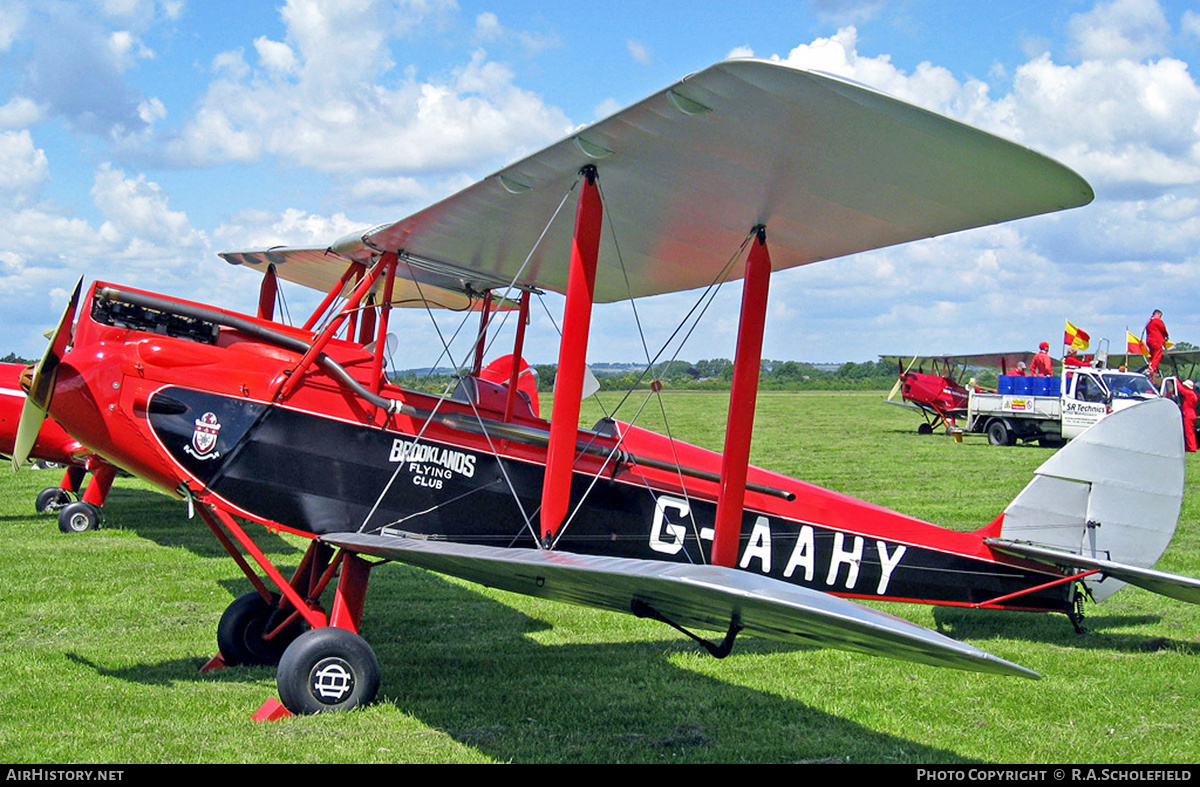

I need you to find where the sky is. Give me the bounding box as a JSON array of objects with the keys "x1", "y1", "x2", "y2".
[{"x1": 2, "y1": 0, "x2": 1200, "y2": 369}]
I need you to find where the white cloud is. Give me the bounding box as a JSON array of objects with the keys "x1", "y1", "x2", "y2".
[
  {"x1": 1184, "y1": 10, "x2": 1200, "y2": 41},
  {"x1": 1000, "y1": 55, "x2": 1200, "y2": 193},
  {"x1": 0, "y1": 97, "x2": 44, "y2": 129},
  {"x1": 810, "y1": 0, "x2": 887, "y2": 26},
  {"x1": 0, "y1": 130, "x2": 47, "y2": 197},
  {"x1": 90, "y1": 163, "x2": 203, "y2": 249},
  {"x1": 777, "y1": 28, "x2": 974, "y2": 116},
  {"x1": 627, "y1": 39, "x2": 651, "y2": 66},
  {"x1": 100, "y1": 0, "x2": 183, "y2": 21},
  {"x1": 0, "y1": 1, "x2": 26, "y2": 51},
  {"x1": 107, "y1": 29, "x2": 154, "y2": 70},
  {"x1": 1068, "y1": 0, "x2": 1171, "y2": 61},
  {"x1": 214, "y1": 207, "x2": 363, "y2": 252},
  {"x1": 254, "y1": 37, "x2": 299, "y2": 75},
  {"x1": 471, "y1": 10, "x2": 560, "y2": 55},
  {"x1": 168, "y1": 1, "x2": 572, "y2": 177}
]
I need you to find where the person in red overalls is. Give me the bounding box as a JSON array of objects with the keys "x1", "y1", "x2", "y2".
[
  {"x1": 1031, "y1": 342, "x2": 1054, "y2": 376},
  {"x1": 1180, "y1": 380, "x2": 1197, "y2": 453},
  {"x1": 1062, "y1": 348, "x2": 1089, "y2": 367},
  {"x1": 1145, "y1": 310, "x2": 1169, "y2": 375}
]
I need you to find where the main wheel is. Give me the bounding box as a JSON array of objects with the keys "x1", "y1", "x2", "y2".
[
  {"x1": 917, "y1": 423, "x2": 933, "y2": 435},
  {"x1": 36, "y1": 487, "x2": 72, "y2": 513},
  {"x1": 277, "y1": 627, "x2": 381, "y2": 715},
  {"x1": 217, "y1": 591, "x2": 299, "y2": 667},
  {"x1": 57, "y1": 501, "x2": 100, "y2": 533}
]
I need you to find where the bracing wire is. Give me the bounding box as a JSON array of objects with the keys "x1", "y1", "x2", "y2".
[{"x1": 356, "y1": 178, "x2": 581, "y2": 543}]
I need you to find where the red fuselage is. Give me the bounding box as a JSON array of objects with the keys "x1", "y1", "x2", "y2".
[
  {"x1": 902, "y1": 371, "x2": 970, "y2": 414},
  {"x1": 46, "y1": 281, "x2": 1071, "y2": 613}
]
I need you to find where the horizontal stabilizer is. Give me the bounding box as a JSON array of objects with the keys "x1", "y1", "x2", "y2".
[
  {"x1": 324, "y1": 531, "x2": 1037, "y2": 679},
  {"x1": 986, "y1": 539, "x2": 1200, "y2": 605}
]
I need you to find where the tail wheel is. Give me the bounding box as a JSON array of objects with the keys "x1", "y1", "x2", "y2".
[
  {"x1": 217, "y1": 591, "x2": 302, "y2": 667},
  {"x1": 36, "y1": 487, "x2": 72, "y2": 513},
  {"x1": 57, "y1": 501, "x2": 101, "y2": 533},
  {"x1": 277, "y1": 627, "x2": 380, "y2": 715}
]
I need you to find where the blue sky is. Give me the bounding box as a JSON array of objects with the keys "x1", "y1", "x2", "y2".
[{"x1": 2, "y1": 0, "x2": 1200, "y2": 368}]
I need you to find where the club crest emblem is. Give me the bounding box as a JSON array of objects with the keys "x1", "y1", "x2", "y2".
[{"x1": 185, "y1": 412, "x2": 222, "y2": 460}]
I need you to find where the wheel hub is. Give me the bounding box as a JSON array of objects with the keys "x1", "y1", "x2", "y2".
[{"x1": 310, "y1": 657, "x2": 355, "y2": 705}]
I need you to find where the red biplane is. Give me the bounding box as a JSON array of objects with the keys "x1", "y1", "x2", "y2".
[
  {"x1": 882, "y1": 352, "x2": 1036, "y2": 434},
  {"x1": 1, "y1": 362, "x2": 120, "y2": 532},
  {"x1": 14, "y1": 60, "x2": 1200, "y2": 718}
]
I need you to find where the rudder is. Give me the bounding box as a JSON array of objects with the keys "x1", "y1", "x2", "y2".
[{"x1": 998, "y1": 398, "x2": 1185, "y2": 602}]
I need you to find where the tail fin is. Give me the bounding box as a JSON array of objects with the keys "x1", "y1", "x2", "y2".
[{"x1": 997, "y1": 398, "x2": 1185, "y2": 602}]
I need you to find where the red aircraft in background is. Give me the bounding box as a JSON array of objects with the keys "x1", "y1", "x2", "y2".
[
  {"x1": 12, "y1": 60, "x2": 1200, "y2": 720},
  {"x1": 1, "y1": 362, "x2": 119, "y2": 532},
  {"x1": 882, "y1": 352, "x2": 1035, "y2": 433}
]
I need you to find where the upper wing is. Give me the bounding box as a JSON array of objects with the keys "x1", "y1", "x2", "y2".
[
  {"x1": 1109, "y1": 348, "x2": 1200, "y2": 373},
  {"x1": 223, "y1": 59, "x2": 1093, "y2": 305},
  {"x1": 220, "y1": 245, "x2": 512, "y2": 311},
  {"x1": 880, "y1": 352, "x2": 1036, "y2": 371}
]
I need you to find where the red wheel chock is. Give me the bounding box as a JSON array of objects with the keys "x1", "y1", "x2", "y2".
[{"x1": 252, "y1": 697, "x2": 292, "y2": 722}]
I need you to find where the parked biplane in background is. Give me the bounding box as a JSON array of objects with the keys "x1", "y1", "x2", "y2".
[
  {"x1": 1, "y1": 362, "x2": 119, "y2": 532},
  {"x1": 881, "y1": 352, "x2": 1034, "y2": 433},
  {"x1": 13, "y1": 59, "x2": 1200, "y2": 720},
  {"x1": 1110, "y1": 346, "x2": 1200, "y2": 381}
]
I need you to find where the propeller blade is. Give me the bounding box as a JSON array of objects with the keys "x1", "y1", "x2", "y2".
[
  {"x1": 887, "y1": 354, "x2": 921, "y2": 402},
  {"x1": 12, "y1": 278, "x2": 83, "y2": 470},
  {"x1": 10, "y1": 396, "x2": 44, "y2": 469}
]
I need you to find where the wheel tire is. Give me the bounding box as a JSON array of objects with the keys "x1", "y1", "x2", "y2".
[
  {"x1": 57, "y1": 501, "x2": 100, "y2": 533},
  {"x1": 917, "y1": 423, "x2": 933, "y2": 435},
  {"x1": 217, "y1": 591, "x2": 299, "y2": 667},
  {"x1": 36, "y1": 487, "x2": 72, "y2": 513},
  {"x1": 986, "y1": 420, "x2": 1011, "y2": 447},
  {"x1": 277, "y1": 627, "x2": 381, "y2": 715}
]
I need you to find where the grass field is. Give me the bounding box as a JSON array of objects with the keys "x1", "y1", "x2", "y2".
[{"x1": 1, "y1": 390, "x2": 1198, "y2": 764}]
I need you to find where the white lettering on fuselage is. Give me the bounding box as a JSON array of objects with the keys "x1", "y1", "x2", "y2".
[
  {"x1": 649, "y1": 496, "x2": 714, "y2": 555},
  {"x1": 388, "y1": 438, "x2": 476, "y2": 491},
  {"x1": 649, "y1": 495, "x2": 907, "y2": 596}
]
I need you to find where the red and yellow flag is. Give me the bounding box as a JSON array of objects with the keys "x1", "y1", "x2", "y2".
[
  {"x1": 1127, "y1": 331, "x2": 1149, "y2": 356},
  {"x1": 1064, "y1": 320, "x2": 1090, "y2": 350}
]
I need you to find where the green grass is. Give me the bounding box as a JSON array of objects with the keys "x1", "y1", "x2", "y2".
[{"x1": 1, "y1": 390, "x2": 1198, "y2": 763}]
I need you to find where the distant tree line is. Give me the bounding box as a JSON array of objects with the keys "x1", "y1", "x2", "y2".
[
  {"x1": 531, "y1": 358, "x2": 900, "y2": 392},
  {"x1": 391, "y1": 358, "x2": 900, "y2": 394}
]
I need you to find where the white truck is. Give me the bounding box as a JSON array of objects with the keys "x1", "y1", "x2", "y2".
[{"x1": 966, "y1": 366, "x2": 1161, "y2": 446}]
